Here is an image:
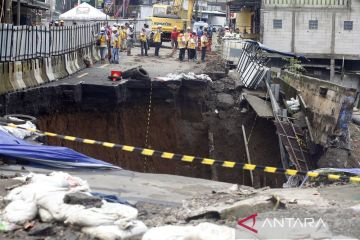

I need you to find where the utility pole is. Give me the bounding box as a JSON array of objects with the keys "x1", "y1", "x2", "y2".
[{"x1": 4, "y1": 0, "x2": 12, "y2": 23}]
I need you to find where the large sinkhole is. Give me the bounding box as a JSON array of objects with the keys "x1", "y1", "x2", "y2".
[{"x1": 2, "y1": 78, "x2": 284, "y2": 187}]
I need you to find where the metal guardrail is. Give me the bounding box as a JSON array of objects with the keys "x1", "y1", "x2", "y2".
[{"x1": 0, "y1": 23, "x2": 100, "y2": 62}]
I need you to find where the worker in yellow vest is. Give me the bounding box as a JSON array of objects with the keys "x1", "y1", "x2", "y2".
[
  {"x1": 139, "y1": 28, "x2": 148, "y2": 56},
  {"x1": 200, "y1": 31, "x2": 208, "y2": 63},
  {"x1": 96, "y1": 27, "x2": 108, "y2": 62},
  {"x1": 184, "y1": 27, "x2": 192, "y2": 60},
  {"x1": 187, "y1": 33, "x2": 196, "y2": 61},
  {"x1": 153, "y1": 25, "x2": 162, "y2": 57},
  {"x1": 177, "y1": 30, "x2": 186, "y2": 62},
  {"x1": 110, "y1": 27, "x2": 121, "y2": 64},
  {"x1": 120, "y1": 25, "x2": 127, "y2": 51}
]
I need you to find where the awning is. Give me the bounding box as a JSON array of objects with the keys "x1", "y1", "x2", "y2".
[
  {"x1": 244, "y1": 94, "x2": 273, "y2": 118},
  {"x1": 14, "y1": 0, "x2": 50, "y2": 11},
  {"x1": 0, "y1": 127, "x2": 120, "y2": 170},
  {"x1": 227, "y1": 0, "x2": 261, "y2": 12}
]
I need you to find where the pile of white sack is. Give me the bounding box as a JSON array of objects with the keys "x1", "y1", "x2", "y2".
[
  {"x1": 0, "y1": 172, "x2": 147, "y2": 240},
  {"x1": 155, "y1": 72, "x2": 212, "y2": 82},
  {"x1": 0, "y1": 118, "x2": 38, "y2": 140},
  {"x1": 286, "y1": 97, "x2": 300, "y2": 112},
  {"x1": 0, "y1": 172, "x2": 238, "y2": 240}
]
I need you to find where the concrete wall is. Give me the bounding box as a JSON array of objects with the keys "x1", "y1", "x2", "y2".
[
  {"x1": 262, "y1": 10, "x2": 292, "y2": 52},
  {"x1": 261, "y1": 0, "x2": 360, "y2": 59},
  {"x1": 276, "y1": 70, "x2": 354, "y2": 145}
]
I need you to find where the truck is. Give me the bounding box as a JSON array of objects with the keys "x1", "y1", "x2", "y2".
[{"x1": 150, "y1": 0, "x2": 195, "y2": 42}]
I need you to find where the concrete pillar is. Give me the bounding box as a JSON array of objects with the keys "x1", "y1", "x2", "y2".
[
  {"x1": 291, "y1": 10, "x2": 295, "y2": 52},
  {"x1": 4, "y1": 0, "x2": 12, "y2": 23},
  {"x1": 330, "y1": 58, "x2": 335, "y2": 82}
]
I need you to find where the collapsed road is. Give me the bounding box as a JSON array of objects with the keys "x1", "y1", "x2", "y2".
[{"x1": 0, "y1": 44, "x2": 359, "y2": 240}]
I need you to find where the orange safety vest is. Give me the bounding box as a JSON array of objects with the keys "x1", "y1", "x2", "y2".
[{"x1": 178, "y1": 34, "x2": 185, "y2": 48}]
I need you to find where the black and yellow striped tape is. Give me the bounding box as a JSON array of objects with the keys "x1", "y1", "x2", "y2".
[{"x1": 4, "y1": 123, "x2": 360, "y2": 183}]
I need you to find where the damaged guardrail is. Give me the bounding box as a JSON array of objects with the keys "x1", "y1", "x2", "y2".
[{"x1": 2, "y1": 123, "x2": 360, "y2": 184}]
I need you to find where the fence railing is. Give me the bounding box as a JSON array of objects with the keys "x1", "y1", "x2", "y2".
[
  {"x1": 0, "y1": 23, "x2": 100, "y2": 62},
  {"x1": 263, "y1": 0, "x2": 349, "y2": 7}
]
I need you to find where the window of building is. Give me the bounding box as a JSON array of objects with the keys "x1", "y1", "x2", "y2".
[
  {"x1": 273, "y1": 19, "x2": 282, "y2": 29},
  {"x1": 344, "y1": 21, "x2": 353, "y2": 30},
  {"x1": 309, "y1": 20, "x2": 318, "y2": 30}
]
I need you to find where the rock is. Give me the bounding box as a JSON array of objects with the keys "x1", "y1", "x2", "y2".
[
  {"x1": 164, "y1": 216, "x2": 177, "y2": 224},
  {"x1": 216, "y1": 93, "x2": 235, "y2": 109},
  {"x1": 317, "y1": 148, "x2": 350, "y2": 168},
  {"x1": 28, "y1": 223, "x2": 54, "y2": 236},
  {"x1": 63, "y1": 192, "x2": 103, "y2": 208}
]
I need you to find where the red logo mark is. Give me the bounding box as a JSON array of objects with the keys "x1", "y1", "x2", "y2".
[{"x1": 237, "y1": 213, "x2": 258, "y2": 233}]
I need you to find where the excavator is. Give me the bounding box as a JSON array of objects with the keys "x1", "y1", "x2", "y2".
[{"x1": 150, "y1": 0, "x2": 196, "y2": 41}]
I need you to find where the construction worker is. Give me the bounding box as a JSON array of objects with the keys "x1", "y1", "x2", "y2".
[
  {"x1": 97, "y1": 27, "x2": 108, "y2": 62},
  {"x1": 184, "y1": 27, "x2": 192, "y2": 60},
  {"x1": 139, "y1": 28, "x2": 148, "y2": 56},
  {"x1": 177, "y1": 30, "x2": 186, "y2": 62},
  {"x1": 187, "y1": 33, "x2": 196, "y2": 61},
  {"x1": 144, "y1": 24, "x2": 151, "y2": 50},
  {"x1": 170, "y1": 26, "x2": 179, "y2": 56},
  {"x1": 120, "y1": 25, "x2": 127, "y2": 51},
  {"x1": 126, "y1": 25, "x2": 134, "y2": 56},
  {"x1": 153, "y1": 25, "x2": 162, "y2": 57},
  {"x1": 110, "y1": 27, "x2": 120, "y2": 64},
  {"x1": 200, "y1": 31, "x2": 208, "y2": 63}
]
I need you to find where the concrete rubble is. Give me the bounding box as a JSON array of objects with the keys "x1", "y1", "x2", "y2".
[{"x1": 1, "y1": 171, "x2": 359, "y2": 239}]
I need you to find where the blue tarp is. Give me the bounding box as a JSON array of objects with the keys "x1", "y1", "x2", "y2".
[{"x1": 0, "y1": 128, "x2": 120, "y2": 170}]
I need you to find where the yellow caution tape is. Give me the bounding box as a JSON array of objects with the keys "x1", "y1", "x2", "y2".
[{"x1": 3, "y1": 123, "x2": 360, "y2": 184}]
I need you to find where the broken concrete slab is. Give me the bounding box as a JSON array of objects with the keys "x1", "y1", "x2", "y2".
[{"x1": 243, "y1": 94, "x2": 273, "y2": 118}]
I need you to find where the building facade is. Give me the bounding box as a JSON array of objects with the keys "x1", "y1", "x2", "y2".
[{"x1": 261, "y1": 0, "x2": 360, "y2": 87}]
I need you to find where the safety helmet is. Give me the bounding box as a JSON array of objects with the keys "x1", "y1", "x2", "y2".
[
  {"x1": 157, "y1": 25, "x2": 162, "y2": 28},
  {"x1": 100, "y1": 27, "x2": 105, "y2": 32},
  {"x1": 112, "y1": 27, "x2": 117, "y2": 31}
]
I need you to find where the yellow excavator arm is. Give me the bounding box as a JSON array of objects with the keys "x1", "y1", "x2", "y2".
[{"x1": 150, "y1": 0, "x2": 197, "y2": 41}]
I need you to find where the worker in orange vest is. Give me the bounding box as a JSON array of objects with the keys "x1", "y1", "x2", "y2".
[{"x1": 177, "y1": 30, "x2": 186, "y2": 62}]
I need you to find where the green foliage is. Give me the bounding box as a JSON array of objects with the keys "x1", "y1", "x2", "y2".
[{"x1": 282, "y1": 57, "x2": 305, "y2": 74}]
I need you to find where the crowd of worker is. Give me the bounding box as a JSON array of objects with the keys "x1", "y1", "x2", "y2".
[{"x1": 95, "y1": 23, "x2": 211, "y2": 64}]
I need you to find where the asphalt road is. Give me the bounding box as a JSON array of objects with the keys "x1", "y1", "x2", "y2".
[
  {"x1": 43, "y1": 47, "x2": 205, "y2": 87},
  {"x1": 0, "y1": 164, "x2": 232, "y2": 206}
]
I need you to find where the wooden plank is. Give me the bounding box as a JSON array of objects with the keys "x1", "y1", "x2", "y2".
[{"x1": 242, "y1": 125, "x2": 254, "y2": 187}]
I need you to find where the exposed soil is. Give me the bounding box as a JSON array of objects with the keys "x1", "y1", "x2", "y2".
[{"x1": 29, "y1": 52, "x2": 284, "y2": 187}]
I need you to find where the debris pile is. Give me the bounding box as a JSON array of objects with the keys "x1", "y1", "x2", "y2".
[
  {"x1": 0, "y1": 172, "x2": 147, "y2": 239},
  {"x1": 154, "y1": 72, "x2": 212, "y2": 82}
]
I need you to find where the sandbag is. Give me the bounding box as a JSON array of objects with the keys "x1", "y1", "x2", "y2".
[
  {"x1": 2, "y1": 200, "x2": 37, "y2": 224},
  {"x1": 82, "y1": 221, "x2": 147, "y2": 240},
  {"x1": 65, "y1": 201, "x2": 138, "y2": 227}
]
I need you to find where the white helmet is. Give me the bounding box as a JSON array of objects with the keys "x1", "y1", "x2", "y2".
[
  {"x1": 112, "y1": 27, "x2": 117, "y2": 31},
  {"x1": 100, "y1": 27, "x2": 105, "y2": 32},
  {"x1": 225, "y1": 25, "x2": 229, "y2": 29}
]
